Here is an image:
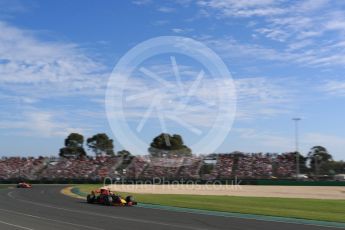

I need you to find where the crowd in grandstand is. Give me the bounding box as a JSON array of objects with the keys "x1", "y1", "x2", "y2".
[
  {"x1": 275, "y1": 153, "x2": 296, "y2": 177},
  {"x1": 38, "y1": 156, "x2": 122, "y2": 181},
  {"x1": 237, "y1": 154, "x2": 274, "y2": 178},
  {"x1": 0, "y1": 157, "x2": 46, "y2": 180},
  {"x1": 0, "y1": 152, "x2": 297, "y2": 181}
]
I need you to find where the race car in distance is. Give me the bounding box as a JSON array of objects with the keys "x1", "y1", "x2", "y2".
[
  {"x1": 17, "y1": 182, "x2": 32, "y2": 188},
  {"x1": 86, "y1": 188, "x2": 137, "y2": 206}
]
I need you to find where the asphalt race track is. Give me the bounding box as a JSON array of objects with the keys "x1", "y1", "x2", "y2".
[{"x1": 0, "y1": 185, "x2": 342, "y2": 230}]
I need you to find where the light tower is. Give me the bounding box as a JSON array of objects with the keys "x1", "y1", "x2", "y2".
[{"x1": 292, "y1": 118, "x2": 301, "y2": 180}]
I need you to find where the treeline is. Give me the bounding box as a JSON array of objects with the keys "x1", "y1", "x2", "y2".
[
  {"x1": 59, "y1": 133, "x2": 129, "y2": 158},
  {"x1": 298, "y1": 146, "x2": 345, "y2": 176},
  {"x1": 59, "y1": 132, "x2": 191, "y2": 158}
]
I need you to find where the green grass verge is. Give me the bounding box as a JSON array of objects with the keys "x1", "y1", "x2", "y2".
[
  {"x1": 0, "y1": 184, "x2": 13, "y2": 189},
  {"x1": 75, "y1": 184, "x2": 345, "y2": 223}
]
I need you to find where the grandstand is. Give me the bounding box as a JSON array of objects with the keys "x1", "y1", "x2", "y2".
[{"x1": 0, "y1": 152, "x2": 297, "y2": 182}]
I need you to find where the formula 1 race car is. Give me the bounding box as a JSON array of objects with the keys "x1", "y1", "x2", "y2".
[
  {"x1": 86, "y1": 188, "x2": 137, "y2": 206},
  {"x1": 17, "y1": 182, "x2": 32, "y2": 188}
]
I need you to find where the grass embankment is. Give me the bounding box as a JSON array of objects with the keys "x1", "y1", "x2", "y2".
[
  {"x1": 75, "y1": 184, "x2": 345, "y2": 223},
  {"x1": 0, "y1": 184, "x2": 13, "y2": 189}
]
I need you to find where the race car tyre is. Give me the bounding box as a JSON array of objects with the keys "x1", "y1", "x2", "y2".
[
  {"x1": 104, "y1": 195, "x2": 113, "y2": 206},
  {"x1": 126, "y1": 195, "x2": 134, "y2": 203},
  {"x1": 87, "y1": 194, "x2": 95, "y2": 203}
]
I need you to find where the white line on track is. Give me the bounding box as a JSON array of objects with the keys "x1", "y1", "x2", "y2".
[
  {"x1": 0, "y1": 208, "x2": 104, "y2": 230},
  {"x1": 7, "y1": 191, "x2": 211, "y2": 230},
  {"x1": 0, "y1": 219, "x2": 34, "y2": 230}
]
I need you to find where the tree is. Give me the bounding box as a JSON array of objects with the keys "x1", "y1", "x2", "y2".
[
  {"x1": 148, "y1": 133, "x2": 192, "y2": 157},
  {"x1": 117, "y1": 150, "x2": 131, "y2": 158},
  {"x1": 59, "y1": 133, "x2": 86, "y2": 158},
  {"x1": 319, "y1": 161, "x2": 345, "y2": 175},
  {"x1": 65, "y1": 133, "x2": 84, "y2": 148},
  {"x1": 308, "y1": 146, "x2": 333, "y2": 175},
  {"x1": 87, "y1": 133, "x2": 114, "y2": 156},
  {"x1": 59, "y1": 146, "x2": 86, "y2": 158}
]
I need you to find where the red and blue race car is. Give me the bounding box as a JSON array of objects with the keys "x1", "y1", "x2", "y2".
[{"x1": 86, "y1": 188, "x2": 137, "y2": 206}]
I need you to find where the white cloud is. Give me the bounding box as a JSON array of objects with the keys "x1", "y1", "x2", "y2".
[
  {"x1": 172, "y1": 28, "x2": 184, "y2": 33},
  {"x1": 287, "y1": 39, "x2": 314, "y2": 51},
  {"x1": 132, "y1": 0, "x2": 152, "y2": 6},
  {"x1": 202, "y1": 36, "x2": 297, "y2": 62},
  {"x1": 195, "y1": 0, "x2": 345, "y2": 67},
  {"x1": 320, "y1": 80, "x2": 345, "y2": 97},
  {"x1": 255, "y1": 28, "x2": 289, "y2": 42},
  {"x1": 0, "y1": 21, "x2": 109, "y2": 140},
  {"x1": 235, "y1": 77, "x2": 293, "y2": 119},
  {"x1": 157, "y1": 6, "x2": 175, "y2": 13},
  {"x1": 171, "y1": 28, "x2": 194, "y2": 34},
  {"x1": 0, "y1": 21, "x2": 107, "y2": 91},
  {"x1": 325, "y1": 19, "x2": 345, "y2": 31},
  {"x1": 201, "y1": 35, "x2": 345, "y2": 67},
  {"x1": 197, "y1": 0, "x2": 285, "y2": 17},
  {"x1": 152, "y1": 20, "x2": 170, "y2": 26},
  {"x1": 297, "y1": 0, "x2": 329, "y2": 12},
  {"x1": 0, "y1": 110, "x2": 86, "y2": 137}
]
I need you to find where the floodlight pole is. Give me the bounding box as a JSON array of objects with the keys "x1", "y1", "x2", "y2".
[{"x1": 292, "y1": 118, "x2": 301, "y2": 180}]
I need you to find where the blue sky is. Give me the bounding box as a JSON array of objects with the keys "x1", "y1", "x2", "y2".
[{"x1": 0, "y1": 0, "x2": 344, "y2": 159}]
